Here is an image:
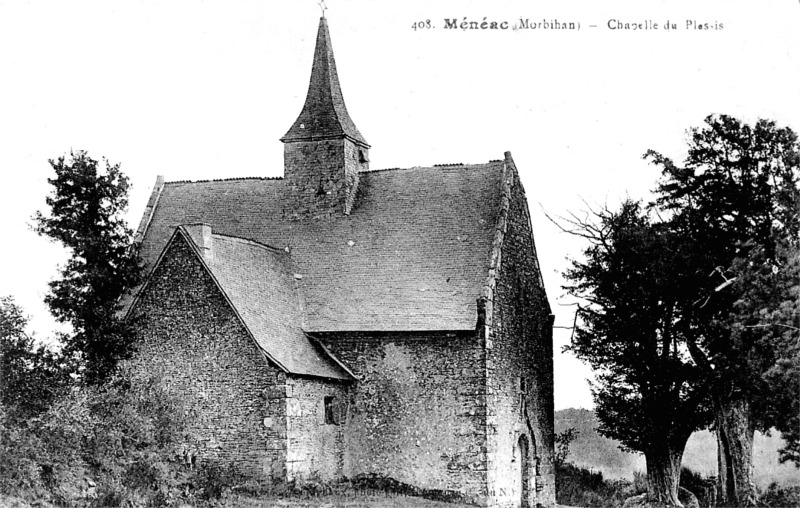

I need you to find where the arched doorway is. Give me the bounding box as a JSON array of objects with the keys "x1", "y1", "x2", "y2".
[{"x1": 518, "y1": 434, "x2": 531, "y2": 508}]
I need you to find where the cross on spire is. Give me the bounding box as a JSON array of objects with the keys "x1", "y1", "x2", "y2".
[{"x1": 318, "y1": 0, "x2": 327, "y2": 18}]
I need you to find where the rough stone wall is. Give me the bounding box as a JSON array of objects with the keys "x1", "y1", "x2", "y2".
[
  {"x1": 315, "y1": 332, "x2": 489, "y2": 504},
  {"x1": 129, "y1": 235, "x2": 287, "y2": 479},
  {"x1": 343, "y1": 139, "x2": 368, "y2": 214},
  {"x1": 485, "y1": 160, "x2": 555, "y2": 508},
  {"x1": 283, "y1": 138, "x2": 368, "y2": 219},
  {"x1": 285, "y1": 377, "x2": 349, "y2": 481}
]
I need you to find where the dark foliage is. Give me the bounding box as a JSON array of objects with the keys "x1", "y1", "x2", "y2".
[
  {"x1": 0, "y1": 365, "x2": 198, "y2": 506},
  {"x1": 647, "y1": 115, "x2": 800, "y2": 460},
  {"x1": 0, "y1": 296, "x2": 68, "y2": 420},
  {"x1": 555, "y1": 427, "x2": 579, "y2": 467},
  {"x1": 556, "y1": 461, "x2": 635, "y2": 508},
  {"x1": 726, "y1": 242, "x2": 800, "y2": 466},
  {"x1": 193, "y1": 462, "x2": 248, "y2": 501},
  {"x1": 556, "y1": 461, "x2": 720, "y2": 508},
  {"x1": 33, "y1": 150, "x2": 143, "y2": 384},
  {"x1": 759, "y1": 483, "x2": 800, "y2": 508},
  {"x1": 563, "y1": 200, "x2": 711, "y2": 454},
  {"x1": 349, "y1": 473, "x2": 468, "y2": 504},
  {"x1": 680, "y1": 467, "x2": 717, "y2": 507},
  {"x1": 562, "y1": 114, "x2": 799, "y2": 506},
  {"x1": 650, "y1": 115, "x2": 800, "y2": 259},
  {"x1": 562, "y1": 199, "x2": 716, "y2": 505}
]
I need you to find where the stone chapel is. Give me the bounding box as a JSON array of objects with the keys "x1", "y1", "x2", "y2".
[{"x1": 126, "y1": 15, "x2": 555, "y2": 508}]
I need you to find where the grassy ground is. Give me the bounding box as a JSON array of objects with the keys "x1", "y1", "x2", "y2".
[
  {"x1": 209, "y1": 492, "x2": 475, "y2": 508},
  {"x1": 0, "y1": 492, "x2": 476, "y2": 508}
]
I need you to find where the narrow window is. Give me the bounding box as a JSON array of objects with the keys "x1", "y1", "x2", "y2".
[{"x1": 324, "y1": 396, "x2": 336, "y2": 425}]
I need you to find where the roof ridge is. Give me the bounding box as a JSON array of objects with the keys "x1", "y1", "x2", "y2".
[
  {"x1": 162, "y1": 160, "x2": 504, "y2": 183},
  {"x1": 166, "y1": 176, "x2": 283, "y2": 185},
  {"x1": 213, "y1": 232, "x2": 289, "y2": 256},
  {"x1": 367, "y1": 159, "x2": 504, "y2": 174}
]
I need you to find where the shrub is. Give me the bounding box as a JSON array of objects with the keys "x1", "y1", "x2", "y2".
[
  {"x1": 0, "y1": 296, "x2": 70, "y2": 422},
  {"x1": 193, "y1": 461, "x2": 247, "y2": 501},
  {"x1": 760, "y1": 483, "x2": 800, "y2": 508},
  {"x1": 631, "y1": 470, "x2": 647, "y2": 495},
  {"x1": 556, "y1": 461, "x2": 635, "y2": 507},
  {"x1": 0, "y1": 364, "x2": 197, "y2": 506},
  {"x1": 566, "y1": 466, "x2": 717, "y2": 507},
  {"x1": 0, "y1": 407, "x2": 47, "y2": 498},
  {"x1": 555, "y1": 427, "x2": 579, "y2": 467},
  {"x1": 680, "y1": 467, "x2": 716, "y2": 507}
]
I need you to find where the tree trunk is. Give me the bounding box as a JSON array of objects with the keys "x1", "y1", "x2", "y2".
[
  {"x1": 715, "y1": 397, "x2": 757, "y2": 507},
  {"x1": 645, "y1": 444, "x2": 685, "y2": 507}
]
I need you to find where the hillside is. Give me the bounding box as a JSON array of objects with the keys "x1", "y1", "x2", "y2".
[{"x1": 555, "y1": 408, "x2": 799, "y2": 489}]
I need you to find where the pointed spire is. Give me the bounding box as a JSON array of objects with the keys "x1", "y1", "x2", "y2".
[{"x1": 281, "y1": 17, "x2": 369, "y2": 147}]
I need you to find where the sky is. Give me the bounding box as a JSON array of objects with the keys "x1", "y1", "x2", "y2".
[{"x1": 1, "y1": 0, "x2": 798, "y2": 410}]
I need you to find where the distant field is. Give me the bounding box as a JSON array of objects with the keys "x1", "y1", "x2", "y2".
[{"x1": 555, "y1": 408, "x2": 800, "y2": 489}]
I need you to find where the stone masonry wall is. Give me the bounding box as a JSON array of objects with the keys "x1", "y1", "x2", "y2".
[
  {"x1": 129, "y1": 235, "x2": 288, "y2": 479},
  {"x1": 283, "y1": 138, "x2": 369, "y2": 219},
  {"x1": 285, "y1": 376, "x2": 349, "y2": 481},
  {"x1": 315, "y1": 332, "x2": 489, "y2": 504},
  {"x1": 485, "y1": 160, "x2": 555, "y2": 508}
]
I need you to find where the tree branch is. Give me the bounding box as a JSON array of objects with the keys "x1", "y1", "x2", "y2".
[
  {"x1": 742, "y1": 323, "x2": 800, "y2": 332},
  {"x1": 686, "y1": 338, "x2": 713, "y2": 374}
]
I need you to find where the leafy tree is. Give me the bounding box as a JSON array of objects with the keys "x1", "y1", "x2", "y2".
[
  {"x1": 33, "y1": 151, "x2": 142, "y2": 384},
  {"x1": 0, "y1": 296, "x2": 67, "y2": 419},
  {"x1": 646, "y1": 114, "x2": 800, "y2": 506},
  {"x1": 730, "y1": 240, "x2": 799, "y2": 467},
  {"x1": 563, "y1": 200, "x2": 711, "y2": 506}
]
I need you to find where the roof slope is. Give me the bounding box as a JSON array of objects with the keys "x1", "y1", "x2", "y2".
[
  {"x1": 281, "y1": 17, "x2": 368, "y2": 147},
  {"x1": 138, "y1": 162, "x2": 503, "y2": 332},
  {"x1": 173, "y1": 227, "x2": 351, "y2": 380}
]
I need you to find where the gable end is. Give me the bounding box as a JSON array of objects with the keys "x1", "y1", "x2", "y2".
[{"x1": 128, "y1": 227, "x2": 291, "y2": 373}]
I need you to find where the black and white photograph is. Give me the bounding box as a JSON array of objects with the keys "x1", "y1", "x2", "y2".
[{"x1": 1, "y1": 1, "x2": 798, "y2": 507}]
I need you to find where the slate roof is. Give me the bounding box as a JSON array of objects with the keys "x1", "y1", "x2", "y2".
[
  {"x1": 136, "y1": 161, "x2": 504, "y2": 333},
  {"x1": 167, "y1": 227, "x2": 352, "y2": 380},
  {"x1": 281, "y1": 17, "x2": 368, "y2": 147}
]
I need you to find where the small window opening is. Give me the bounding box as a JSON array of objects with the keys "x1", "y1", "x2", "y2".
[{"x1": 324, "y1": 396, "x2": 336, "y2": 425}]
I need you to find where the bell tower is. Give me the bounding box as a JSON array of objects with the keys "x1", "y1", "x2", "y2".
[{"x1": 281, "y1": 16, "x2": 370, "y2": 219}]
